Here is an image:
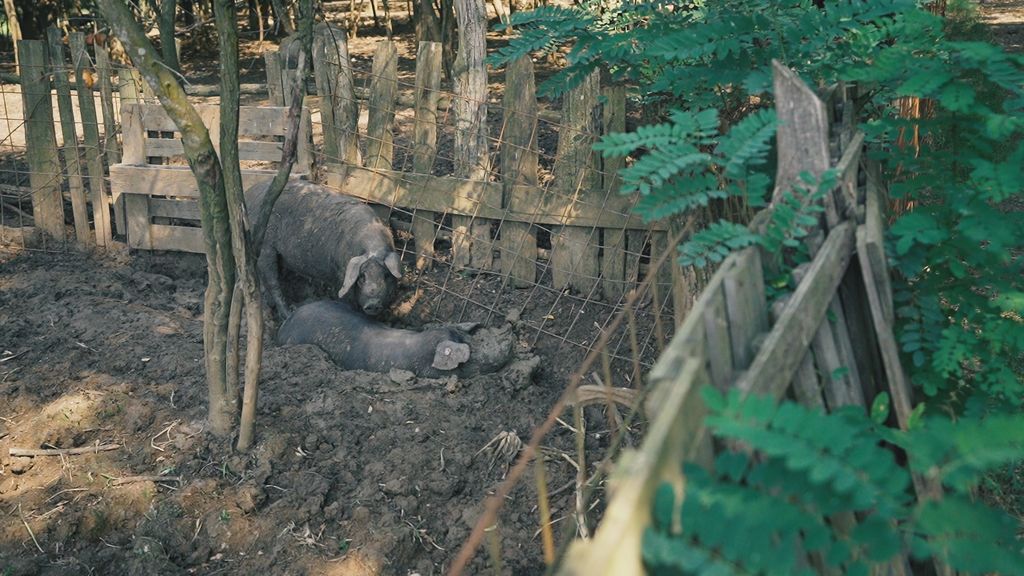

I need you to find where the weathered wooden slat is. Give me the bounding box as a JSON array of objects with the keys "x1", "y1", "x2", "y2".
[
  {"x1": 46, "y1": 29, "x2": 91, "y2": 246},
  {"x1": 120, "y1": 104, "x2": 146, "y2": 165},
  {"x1": 149, "y1": 223, "x2": 205, "y2": 253},
  {"x1": 127, "y1": 103, "x2": 302, "y2": 136},
  {"x1": 144, "y1": 138, "x2": 287, "y2": 161},
  {"x1": 560, "y1": 358, "x2": 711, "y2": 576},
  {"x1": 411, "y1": 41, "x2": 442, "y2": 271},
  {"x1": 624, "y1": 230, "x2": 647, "y2": 295},
  {"x1": 93, "y1": 43, "x2": 120, "y2": 165},
  {"x1": 265, "y1": 51, "x2": 284, "y2": 106},
  {"x1": 325, "y1": 165, "x2": 666, "y2": 231},
  {"x1": 149, "y1": 197, "x2": 201, "y2": 220},
  {"x1": 366, "y1": 40, "x2": 397, "y2": 171},
  {"x1": 295, "y1": 107, "x2": 313, "y2": 176},
  {"x1": 71, "y1": 32, "x2": 112, "y2": 248},
  {"x1": 499, "y1": 55, "x2": 539, "y2": 287},
  {"x1": 111, "y1": 165, "x2": 278, "y2": 199},
  {"x1": 551, "y1": 70, "x2": 601, "y2": 293},
  {"x1": 722, "y1": 247, "x2": 768, "y2": 370},
  {"x1": 124, "y1": 194, "x2": 152, "y2": 249},
  {"x1": 735, "y1": 221, "x2": 855, "y2": 399},
  {"x1": 862, "y1": 158, "x2": 895, "y2": 326}
]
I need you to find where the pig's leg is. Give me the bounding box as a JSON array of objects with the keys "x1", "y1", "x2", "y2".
[{"x1": 257, "y1": 246, "x2": 293, "y2": 317}]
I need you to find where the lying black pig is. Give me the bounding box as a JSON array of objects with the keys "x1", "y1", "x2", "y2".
[
  {"x1": 277, "y1": 301, "x2": 472, "y2": 378},
  {"x1": 245, "y1": 179, "x2": 402, "y2": 318}
]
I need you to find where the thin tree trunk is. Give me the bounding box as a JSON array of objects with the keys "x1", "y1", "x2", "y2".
[
  {"x1": 3, "y1": 0, "x2": 22, "y2": 73},
  {"x1": 96, "y1": 0, "x2": 239, "y2": 437},
  {"x1": 159, "y1": 0, "x2": 180, "y2": 73}
]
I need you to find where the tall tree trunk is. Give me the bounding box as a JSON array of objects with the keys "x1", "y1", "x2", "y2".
[
  {"x1": 414, "y1": 0, "x2": 441, "y2": 44},
  {"x1": 3, "y1": 0, "x2": 22, "y2": 73},
  {"x1": 159, "y1": 0, "x2": 180, "y2": 73},
  {"x1": 270, "y1": 0, "x2": 295, "y2": 34}
]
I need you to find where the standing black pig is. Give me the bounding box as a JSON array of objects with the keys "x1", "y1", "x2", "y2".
[
  {"x1": 277, "y1": 300, "x2": 471, "y2": 378},
  {"x1": 245, "y1": 179, "x2": 402, "y2": 317}
]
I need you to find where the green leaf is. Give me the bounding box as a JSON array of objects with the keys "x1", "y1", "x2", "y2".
[{"x1": 871, "y1": 392, "x2": 891, "y2": 425}]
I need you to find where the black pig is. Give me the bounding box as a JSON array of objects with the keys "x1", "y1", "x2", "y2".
[
  {"x1": 277, "y1": 300, "x2": 471, "y2": 378},
  {"x1": 245, "y1": 179, "x2": 402, "y2": 317}
]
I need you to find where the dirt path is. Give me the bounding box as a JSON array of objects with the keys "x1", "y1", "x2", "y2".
[{"x1": 980, "y1": 0, "x2": 1024, "y2": 52}]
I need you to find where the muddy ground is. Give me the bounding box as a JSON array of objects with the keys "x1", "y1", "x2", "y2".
[{"x1": 0, "y1": 241, "x2": 667, "y2": 575}]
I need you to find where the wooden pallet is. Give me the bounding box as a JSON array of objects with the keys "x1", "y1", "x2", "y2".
[{"x1": 109, "y1": 103, "x2": 312, "y2": 253}]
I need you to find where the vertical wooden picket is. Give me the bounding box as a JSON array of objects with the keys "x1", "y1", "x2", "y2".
[
  {"x1": 46, "y1": 29, "x2": 91, "y2": 246},
  {"x1": 499, "y1": 56, "x2": 539, "y2": 288},
  {"x1": 18, "y1": 40, "x2": 65, "y2": 242},
  {"x1": 412, "y1": 41, "x2": 443, "y2": 270},
  {"x1": 70, "y1": 32, "x2": 112, "y2": 248},
  {"x1": 550, "y1": 70, "x2": 600, "y2": 294},
  {"x1": 366, "y1": 40, "x2": 397, "y2": 171},
  {"x1": 313, "y1": 28, "x2": 338, "y2": 162},
  {"x1": 600, "y1": 86, "x2": 627, "y2": 301}
]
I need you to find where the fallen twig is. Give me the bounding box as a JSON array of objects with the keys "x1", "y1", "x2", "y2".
[
  {"x1": 0, "y1": 350, "x2": 27, "y2": 363},
  {"x1": 18, "y1": 504, "x2": 43, "y2": 554},
  {"x1": 9, "y1": 444, "x2": 120, "y2": 457},
  {"x1": 569, "y1": 384, "x2": 641, "y2": 409},
  {"x1": 112, "y1": 475, "x2": 182, "y2": 486}
]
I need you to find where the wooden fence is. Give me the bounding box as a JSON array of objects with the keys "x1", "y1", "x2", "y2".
[
  {"x1": 557, "y1": 61, "x2": 931, "y2": 575},
  {"x1": 265, "y1": 27, "x2": 673, "y2": 303}
]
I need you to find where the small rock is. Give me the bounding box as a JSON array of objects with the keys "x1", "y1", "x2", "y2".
[
  {"x1": 388, "y1": 368, "x2": 415, "y2": 385},
  {"x1": 382, "y1": 477, "x2": 406, "y2": 496},
  {"x1": 236, "y1": 484, "x2": 265, "y2": 514},
  {"x1": 444, "y1": 376, "x2": 460, "y2": 394},
  {"x1": 505, "y1": 308, "x2": 521, "y2": 323},
  {"x1": 351, "y1": 506, "x2": 371, "y2": 524},
  {"x1": 9, "y1": 457, "x2": 33, "y2": 474}
]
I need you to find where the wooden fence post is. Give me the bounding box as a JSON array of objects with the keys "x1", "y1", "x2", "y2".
[
  {"x1": 46, "y1": 28, "x2": 92, "y2": 246},
  {"x1": 70, "y1": 32, "x2": 112, "y2": 248},
  {"x1": 18, "y1": 40, "x2": 65, "y2": 242},
  {"x1": 313, "y1": 28, "x2": 338, "y2": 162},
  {"x1": 452, "y1": 0, "x2": 492, "y2": 270},
  {"x1": 550, "y1": 70, "x2": 601, "y2": 293},
  {"x1": 499, "y1": 55, "x2": 539, "y2": 287},
  {"x1": 324, "y1": 25, "x2": 360, "y2": 169},
  {"x1": 600, "y1": 86, "x2": 627, "y2": 300},
  {"x1": 412, "y1": 41, "x2": 442, "y2": 270},
  {"x1": 366, "y1": 40, "x2": 397, "y2": 171},
  {"x1": 94, "y1": 43, "x2": 120, "y2": 164}
]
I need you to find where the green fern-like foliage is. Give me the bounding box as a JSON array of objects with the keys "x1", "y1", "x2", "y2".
[
  {"x1": 643, "y1": 389, "x2": 1024, "y2": 575},
  {"x1": 496, "y1": 0, "x2": 1024, "y2": 407}
]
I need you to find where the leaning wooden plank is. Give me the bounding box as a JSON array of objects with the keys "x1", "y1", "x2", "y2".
[
  {"x1": 19, "y1": 41, "x2": 65, "y2": 242},
  {"x1": 71, "y1": 32, "x2": 112, "y2": 248},
  {"x1": 862, "y1": 158, "x2": 895, "y2": 327},
  {"x1": 323, "y1": 25, "x2": 360, "y2": 167},
  {"x1": 324, "y1": 166, "x2": 668, "y2": 230},
  {"x1": 499, "y1": 55, "x2": 540, "y2": 286},
  {"x1": 646, "y1": 246, "x2": 761, "y2": 417},
  {"x1": 770, "y1": 295, "x2": 825, "y2": 410},
  {"x1": 722, "y1": 247, "x2": 768, "y2": 370},
  {"x1": 559, "y1": 358, "x2": 710, "y2": 576},
  {"x1": 792, "y1": 261, "x2": 865, "y2": 410},
  {"x1": 771, "y1": 59, "x2": 837, "y2": 229},
  {"x1": 366, "y1": 40, "x2": 397, "y2": 171},
  {"x1": 46, "y1": 29, "x2": 91, "y2": 245},
  {"x1": 551, "y1": 70, "x2": 601, "y2": 294},
  {"x1": 735, "y1": 221, "x2": 855, "y2": 399}
]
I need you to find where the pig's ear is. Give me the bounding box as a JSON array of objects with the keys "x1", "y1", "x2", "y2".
[
  {"x1": 432, "y1": 341, "x2": 471, "y2": 371},
  {"x1": 338, "y1": 254, "x2": 370, "y2": 298},
  {"x1": 384, "y1": 252, "x2": 403, "y2": 279}
]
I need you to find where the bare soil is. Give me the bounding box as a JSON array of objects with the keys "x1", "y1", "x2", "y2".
[{"x1": 0, "y1": 242, "x2": 667, "y2": 575}]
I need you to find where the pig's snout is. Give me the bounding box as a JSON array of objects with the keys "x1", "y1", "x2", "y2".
[{"x1": 362, "y1": 301, "x2": 384, "y2": 316}]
